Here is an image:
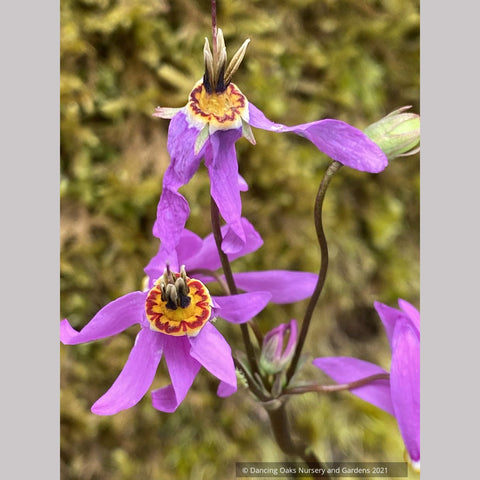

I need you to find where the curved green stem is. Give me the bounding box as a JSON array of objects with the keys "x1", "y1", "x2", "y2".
[{"x1": 286, "y1": 160, "x2": 343, "y2": 384}]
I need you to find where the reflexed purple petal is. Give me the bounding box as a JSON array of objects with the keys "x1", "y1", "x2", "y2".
[
  {"x1": 225, "y1": 217, "x2": 264, "y2": 261},
  {"x1": 248, "y1": 103, "x2": 388, "y2": 173},
  {"x1": 184, "y1": 229, "x2": 220, "y2": 274},
  {"x1": 222, "y1": 225, "x2": 250, "y2": 255},
  {"x1": 144, "y1": 229, "x2": 204, "y2": 287},
  {"x1": 152, "y1": 111, "x2": 206, "y2": 252},
  {"x1": 166, "y1": 111, "x2": 205, "y2": 182},
  {"x1": 175, "y1": 229, "x2": 204, "y2": 266},
  {"x1": 313, "y1": 356, "x2": 394, "y2": 415},
  {"x1": 91, "y1": 328, "x2": 164, "y2": 415},
  {"x1": 151, "y1": 335, "x2": 201, "y2": 412},
  {"x1": 181, "y1": 242, "x2": 222, "y2": 280},
  {"x1": 186, "y1": 218, "x2": 263, "y2": 274},
  {"x1": 153, "y1": 187, "x2": 190, "y2": 253},
  {"x1": 189, "y1": 322, "x2": 237, "y2": 397},
  {"x1": 374, "y1": 301, "x2": 407, "y2": 349},
  {"x1": 144, "y1": 246, "x2": 179, "y2": 289},
  {"x1": 206, "y1": 129, "x2": 246, "y2": 254},
  {"x1": 232, "y1": 270, "x2": 317, "y2": 304},
  {"x1": 398, "y1": 299, "x2": 420, "y2": 336},
  {"x1": 60, "y1": 291, "x2": 146, "y2": 345},
  {"x1": 238, "y1": 173, "x2": 249, "y2": 192},
  {"x1": 212, "y1": 291, "x2": 272, "y2": 324},
  {"x1": 390, "y1": 321, "x2": 420, "y2": 463}
]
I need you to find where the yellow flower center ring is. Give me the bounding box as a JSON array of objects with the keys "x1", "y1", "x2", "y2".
[
  {"x1": 145, "y1": 273, "x2": 212, "y2": 337},
  {"x1": 187, "y1": 80, "x2": 247, "y2": 131}
]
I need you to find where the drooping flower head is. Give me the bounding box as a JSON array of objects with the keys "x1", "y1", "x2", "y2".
[
  {"x1": 153, "y1": 27, "x2": 388, "y2": 256},
  {"x1": 313, "y1": 299, "x2": 420, "y2": 468}
]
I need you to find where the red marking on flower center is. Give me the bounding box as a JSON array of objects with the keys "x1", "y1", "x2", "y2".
[
  {"x1": 186, "y1": 81, "x2": 247, "y2": 129},
  {"x1": 145, "y1": 276, "x2": 212, "y2": 337}
]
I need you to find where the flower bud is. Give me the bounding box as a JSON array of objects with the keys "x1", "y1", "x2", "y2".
[
  {"x1": 364, "y1": 106, "x2": 420, "y2": 160},
  {"x1": 260, "y1": 319, "x2": 298, "y2": 375}
]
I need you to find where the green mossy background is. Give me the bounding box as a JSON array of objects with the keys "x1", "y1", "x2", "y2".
[{"x1": 60, "y1": 0, "x2": 420, "y2": 479}]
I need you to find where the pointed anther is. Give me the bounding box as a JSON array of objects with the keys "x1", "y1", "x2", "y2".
[
  {"x1": 225, "y1": 38, "x2": 250, "y2": 85},
  {"x1": 202, "y1": 27, "x2": 250, "y2": 93}
]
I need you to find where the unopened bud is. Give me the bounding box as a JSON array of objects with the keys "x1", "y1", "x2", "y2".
[
  {"x1": 364, "y1": 106, "x2": 420, "y2": 160},
  {"x1": 260, "y1": 319, "x2": 298, "y2": 375}
]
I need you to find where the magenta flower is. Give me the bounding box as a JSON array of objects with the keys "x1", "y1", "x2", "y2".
[
  {"x1": 313, "y1": 299, "x2": 420, "y2": 467},
  {"x1": 60, "y1": 274, "x2": 236, "y2": 415},
  {"x1": 60, "y1": 249, "x2": 273, "y2": 415},
  {"x1": 153, "y1": 28, "x2": 388, "y2": 255}
]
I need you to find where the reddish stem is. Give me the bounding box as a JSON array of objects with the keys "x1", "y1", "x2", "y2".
[
  {"x1": 211, "y1": 0, "x2": 217, "y2": 56},
  {"x1": 283, "y1": 373, "x2": 390, "y2": 395}
]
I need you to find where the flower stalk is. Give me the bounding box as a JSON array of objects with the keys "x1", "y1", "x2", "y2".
[
  {"x1": 283, "y1": 373, "x2": 390, "y2": 395},
  {"x1": 210, "y1": 196, "x2": 260, "y2": 376},
  {"x1": 211, "y1": 0, "x2": 217, "y2": 53},
  {"x1": 266, "y1": 402, "x2": 331, "y2": 479},
  {"x1": 286, "y1": 160, "x2": 343, "y2": 384}
]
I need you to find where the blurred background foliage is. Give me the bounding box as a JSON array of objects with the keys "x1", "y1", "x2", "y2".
[{"x1": 60, "y1": 0, "x2": 420, "y2": 478}]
